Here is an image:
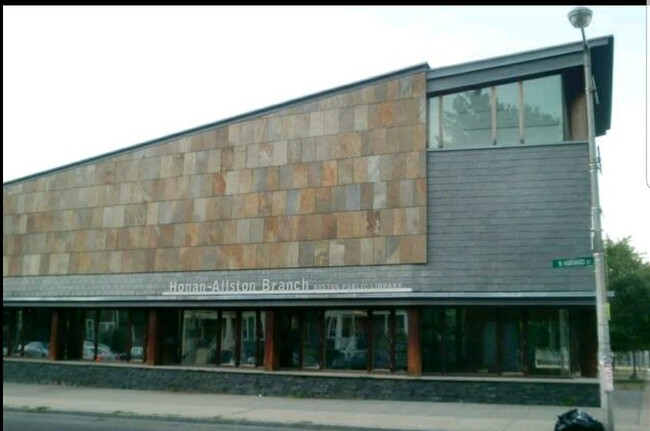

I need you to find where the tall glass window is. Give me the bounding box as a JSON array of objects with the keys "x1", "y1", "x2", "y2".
[
  {"x1": 182, "y1": 310, "x2": 218, "y2": 366},
  {"x1": 220, "y1": 311, "x2": 237, "y2": 365},
  {"x1": 8, "y1": 309, "x2": 52, "y2": 359},
  {"x1": 421, "y1": 308, "x2": 442, "y2": 373},
  {"x1": 527, "y1": 308, "x2": 571, "y2": 376},
  {"x1": 496, "y1": 82, "x2": 520, "y2": 146},
  {"x1": 130, "y1": 310, "x2": 148, "y2": 363},
  {"x1": 523, "y1": 75, "x2": 564, "y2": 144},
  {"x1": 240, "y1": 311, "x2": 264, "y2": 367},
  {"x1": 278, "y1": 311, "x2": 301, "y2": 368},
  {"x1": 2, "y1": 310, "x2": 11, "y2": 357},
  {"x1": 501, "y1": 309, "x2": 523, "y2": 374},
  {"x1": 97, "y1": 310, "x2": 127, "y2": 361},
  {"x1": 464, "y1": 308, "x2": 497, "y2": 373},
  {"x1": 442, "y1": 88, "x2": 493, "y2": 149},
  {"x1": 394, "y1": 309, "x2": 408, "y2": 372},
  {"x1": 324, "y1": 310, "x2": 368, "y2": 370},
  {"x1": 429, "y1": 98, "x2": 442, "y2": 149},
  {"x1": 82, "y1": 309, "x2": 144, "y2": 363},
  {"x1": 303, "y1": 310, "x2": 322, "y2": 369},
  {"x1": 372, "y1": 311, "x2": 391, "y2": 370},
  {"x1": 443, "y1": 308, "x2": 463, "y2": 372},
  {"x1": 9, "y1": 310, "x2": 24, "y2": 357}
]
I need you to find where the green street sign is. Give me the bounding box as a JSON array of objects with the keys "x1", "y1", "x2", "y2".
[{"x1": 552, "y1": 257, "x2": 594, "y2": 268}]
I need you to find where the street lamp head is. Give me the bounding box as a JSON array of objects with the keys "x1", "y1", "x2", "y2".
[{"x1": 568, "y1": 7, "x2": 593, "y2": 29}]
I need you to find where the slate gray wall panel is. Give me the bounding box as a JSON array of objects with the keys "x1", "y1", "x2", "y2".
[{"x1": 426, "y1": 143, "x2": 594, "y2": 292}]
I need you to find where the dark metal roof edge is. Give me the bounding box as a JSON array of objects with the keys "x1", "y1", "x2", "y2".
[
  {"x1": 426, "y1": 35, "x2": 613, "y2": 79},
  {"x1": 3, "y1": 291, "x2": 598, "y2": 305},
  {"x1": 3, "y1": 62, "x2": 430, "y2": 187}
]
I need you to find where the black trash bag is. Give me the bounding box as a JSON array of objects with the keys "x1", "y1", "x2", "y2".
[{"x1": 554, "y1": 408, "x2": 605, "y2": 431}]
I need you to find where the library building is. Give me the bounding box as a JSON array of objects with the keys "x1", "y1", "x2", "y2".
[{"x1": 3, "y1": 36, "x2": 614, "y2": 406}]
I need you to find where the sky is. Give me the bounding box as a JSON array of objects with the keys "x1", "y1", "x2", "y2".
[{"x1": 3, "y1": 6, "x2": 648, "y2": 261}]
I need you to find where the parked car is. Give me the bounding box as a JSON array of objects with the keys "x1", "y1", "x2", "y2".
[
  {"x1": 23, "y1": 341, "x2": 49, "y2": 358},
  {"x1": 116, "y1": 346, "x2": 144, "y2": 361},
  {"x1": 83, "y1": 340, "x2": 117, "y2": 361},
  {"x1": 130, "y1": 345, "x2": 144, "y2": 360}
]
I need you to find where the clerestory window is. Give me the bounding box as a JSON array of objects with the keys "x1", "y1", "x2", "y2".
[{"x1": 429, "y1": 74, "x2": 565, "y2": 149}]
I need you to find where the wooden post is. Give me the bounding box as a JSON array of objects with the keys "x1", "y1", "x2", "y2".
[
  {"x1": 48, "y1": 309, "x2": 60, "y2": 360},
  {"x1": 145, "y1": 309, "x2": 158, "y2": 365},
  {"x1": 264, "y1": 310, "x2": 277, "y2": 371},
  {"x1": 407, "y1": 308, "x2": 422, "y2": 376}
]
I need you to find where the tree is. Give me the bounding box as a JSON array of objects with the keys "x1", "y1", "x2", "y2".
[{"x1": 606, "y1": 237, "x2": 650, "y2": 378}]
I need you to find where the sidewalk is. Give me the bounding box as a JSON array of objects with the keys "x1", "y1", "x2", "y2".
[{"x1": 3, "y1": 380, "x2": 649, "y2": 431}]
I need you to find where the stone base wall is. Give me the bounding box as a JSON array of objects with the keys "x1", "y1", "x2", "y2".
[{"x1": 3, "y1": 360, "x2": 599, "y2": 406}]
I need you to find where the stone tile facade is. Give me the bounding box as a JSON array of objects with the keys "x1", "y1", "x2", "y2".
[{"x1": 3, "y1": 71, "x2": 427, "y2": 276}]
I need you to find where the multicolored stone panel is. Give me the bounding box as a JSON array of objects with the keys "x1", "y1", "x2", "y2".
[{"x1": 3, "y1": 71, "x2": 427, "y2": 276}]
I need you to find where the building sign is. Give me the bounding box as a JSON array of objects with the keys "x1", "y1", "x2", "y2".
[{"x1": 162, "y1": 278, "x2": 411, "y2": 296}]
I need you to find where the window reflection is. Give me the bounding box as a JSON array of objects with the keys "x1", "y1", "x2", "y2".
[
  {"x1": 496, "y1": 82, "x2": 520, "y2": 145},
  {"x1": 220, "y1": 311, "x2": 237, "y2": 366},
  {"x1": 372, "y1": 311, "x2": 391, "y2": 370},
  {"x1": 303, "y1": 311, "x2": 322, "y2": 369},
  {"x1": 240, "y1": 311, "x2": 264, "y2": 367},
  {"x1": 181, "y1": 310, "x2": 218, "y2": 366},
  {"x1": 7, "y1": 309, "x2": 52, "y2": 359},
  {"x1": 394, "y1": 310, "x2": 408, "y2": 372},
  {"x1": 324, "y1": 310, "x2": 368, "y2": 370},
  {"x1": 523, "y1": 75, "x2": 564, "y2": 144},
  {"x1": 527, "y1": 309, "x2": 570, "y2": 376},
  {"x1": 442, "y1": 89, "x2": 492, "y2": 149}
]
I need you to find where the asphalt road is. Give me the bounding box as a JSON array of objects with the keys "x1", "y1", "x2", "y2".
[{"x1": 3, "y1": 410, "x2": 346, "y2": 431}]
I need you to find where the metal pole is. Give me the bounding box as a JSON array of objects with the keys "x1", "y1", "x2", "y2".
[{"x1": 580, "y1": 27, "x2": 615, "y2": 431}]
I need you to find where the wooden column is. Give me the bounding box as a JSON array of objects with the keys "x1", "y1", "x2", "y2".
[
  {"x1": 264, "y1": 310, "x2": 277, "y2": 371},
  {"x1": 48, "y1": 309, "x2": 61, "y2": 360},
  {"x1": 145, "y1": 309, "x2": 158, "y2": 366},
  {"x1": 407, "y1": 308, "x2": 422, "y2": 376}
]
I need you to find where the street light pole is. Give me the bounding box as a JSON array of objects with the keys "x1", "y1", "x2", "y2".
[{"x1": 567, "y1": 7, "x2": 615, "y2": 431}]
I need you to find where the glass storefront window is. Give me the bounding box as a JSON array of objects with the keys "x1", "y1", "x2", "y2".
[
  {"x1": 2, "y1": 310, "x2": 10, "y2": 357},
  {"x1": 394, "y1": 309, "x2": 408, "y2": 372},
  {"x1": 278, "y1": 311, "x2": 301, "y2": 368},
  {"x1": 420, "y1": 306, "x2": 577, "y2": 377},
  {"x1": 97, "y1": 310, "x2": 127, "y2": 362},
  {"x1": 303, "y1": 310, "x2": 322, "y2": 369},
  {"x1": 527, "y1": 308, "x2": 571, "y2": 376},
  {"x1": 501, "y1": 309, "x2": 523, "y2": 374},
  {"x1": 240, "y1": 311, "x2": 264, "y2": 367},
  {"x1": 464, "y1": 308, "x2": 497, "y2": 374},
  {"x1": 220, "y1": 311, "x2": 237, "y2": 366},
  {"x1": 324, "y1": 310, "x2": 368, "y2": 370},
  {"x1": 372, "y1": 311, "x2": 391, "y2": 370},
  {"x1": 182, "y1": 310, "x2": 218, "y2": 366},
  {"x1": 421, "y1": 308, "x2": 442, "y2": 373},
  {"x1": 2, "y1": 306, "x2": 591, "y2": 378},
  {"x1": 443, "y1": 308, "x2": 462, "y2": 372},
  {"x1": 9, "y1": 310, "x2": 24, "y2": 357},
  {"x1": 130, "y1": 310, "x2": 148, "y2": 363},
  {"x1": 7, "y1": 309, "x2": 52, "y2": 359}
]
